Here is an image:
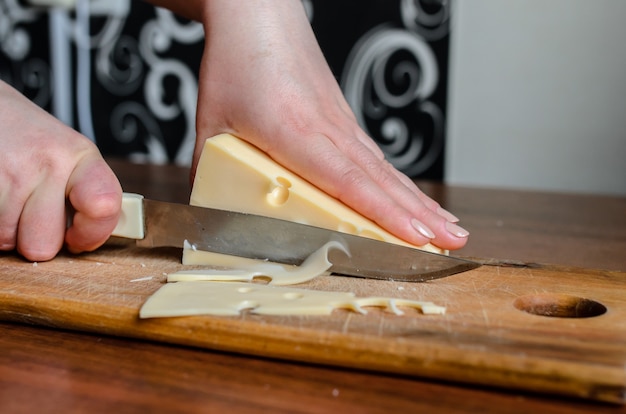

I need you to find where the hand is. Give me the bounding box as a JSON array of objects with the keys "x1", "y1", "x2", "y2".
[
  {"x1": 0, "y1": 81, "x2": 122, "y2": 261},
  {"x1": 192, "y1": 0, "x2": 469, "y2": 250}
]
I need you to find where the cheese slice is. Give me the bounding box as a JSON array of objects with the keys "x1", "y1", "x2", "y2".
[
  {"x1": 176, "y1": 240, "x2": 346, "y2": 286},
  {"x1": 189, "y1": 133, "x2": 443, "y2": 257},
  {"x1": 139, "y1": 281, "x2": 446, "y2": 318}
]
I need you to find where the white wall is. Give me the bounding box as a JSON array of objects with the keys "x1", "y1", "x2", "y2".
[{"x1": 446, "y1": 0, "x2": 626, "y2": 196}]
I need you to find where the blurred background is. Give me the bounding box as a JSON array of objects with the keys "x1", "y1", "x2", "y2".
[
  {"x1": 1, "y1": 0, "x2": 624, "y2": 195},
  {"x1": 446, "y1": 0, "x2": 626, "y2": 196}
]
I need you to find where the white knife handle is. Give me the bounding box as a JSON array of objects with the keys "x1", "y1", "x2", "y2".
[{"x1": 111, "y1": 193, "x2": 145, "y2": 239}]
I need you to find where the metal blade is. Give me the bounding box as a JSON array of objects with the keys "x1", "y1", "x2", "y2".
[{"x1": 136, "y1": 199, "x2": 479, "y2": 282}]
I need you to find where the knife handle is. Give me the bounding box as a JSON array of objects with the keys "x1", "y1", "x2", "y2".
[{"x1": 111, "y1": 193, "x2": 145, "y2": 240}]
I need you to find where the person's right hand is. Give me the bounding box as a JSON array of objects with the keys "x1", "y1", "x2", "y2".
[
  {"x1": 0, "y1": 81, "x2": 122, "y2": 262},
  {"x1": 191, "y1": 0, "x2": 469, "y2": 252}
]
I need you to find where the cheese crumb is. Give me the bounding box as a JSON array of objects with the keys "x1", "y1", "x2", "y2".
[{"x1": 130, "y1": 276, "x2": 154, "y2": 283}]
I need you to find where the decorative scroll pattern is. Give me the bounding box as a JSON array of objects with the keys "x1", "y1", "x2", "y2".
[
  {"x1": 0, "y1": 0, "x2": 450, "y2": 178},
  {"x1": 340, "y1": 0, "x2": 451, "y2": 177},
  {"x1": 0, "y1": 0, "x2": 50, "y2": 106},
  {"x1": 84, "y1": 2, "x2": 202, "y2": 165}
]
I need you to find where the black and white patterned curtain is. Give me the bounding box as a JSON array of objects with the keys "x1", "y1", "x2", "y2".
[{"x1": 0, "y1": 0, "x2": 450, "y2": 180}]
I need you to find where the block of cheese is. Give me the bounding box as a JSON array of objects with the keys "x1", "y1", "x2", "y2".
[{"x1": 190, "y1": 133, "x2": 443, "y2": 255}]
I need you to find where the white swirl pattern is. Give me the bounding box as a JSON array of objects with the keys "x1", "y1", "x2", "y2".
[
  {"x1": 90, "y1": 3, "x2": 202, "y2": 165},
  {"x1": 137, "y1": 10, "x2": 201, "y2": 164},
  {"x1": 341, "y1": 0, "x2": 450, "y2": 176},
  {"x1": 0, "y1": 0, "x2": 37, "y2": 60},
  {"x1": 400, "y1": 0, "x2": 451, "y2": 41},
  {"x1": 0, "y1": 0, "x2": 50, "y2": 106}
]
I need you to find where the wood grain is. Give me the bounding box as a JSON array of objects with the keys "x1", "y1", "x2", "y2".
[
  {"x1": 418, "y1": 182, "x2": 626, "y2": 272},
  {"x1": 4, "y1": 322, "x2": 621, "y2": 414},
  {"x1": 2, "y1": 159, "x2": 625, "y2": 412},
  {"x1": 1, "y1": 238, "x2": 624, "y2": 403}
]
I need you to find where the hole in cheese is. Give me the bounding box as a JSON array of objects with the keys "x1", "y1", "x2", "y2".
[
  {"x1": 276, "y1": 176, "x2": 291, "y2": 188},
  {"x1": 338, "y1": 221, "x2": 356, "y2": 234},
  {"x1": 267, "y1": 186, "x2": 290, "y2": 206},
  {"x1": 266, "y1": 176, "x2": 292, "y2": 206}
]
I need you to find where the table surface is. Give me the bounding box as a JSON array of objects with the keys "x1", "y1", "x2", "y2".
[{"x1": 1, "y1": 159, "x2": 624, "y2": 413}]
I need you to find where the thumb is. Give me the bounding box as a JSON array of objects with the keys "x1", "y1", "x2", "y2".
[{"x1": 65, "y1": 155, "x2": 122, "y2": 254}]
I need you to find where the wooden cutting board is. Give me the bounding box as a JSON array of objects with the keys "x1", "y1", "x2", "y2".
[{"x1": 0, "y1": 239, "x2": 624, "y2": 404}]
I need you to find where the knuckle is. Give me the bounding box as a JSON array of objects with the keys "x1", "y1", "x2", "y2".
[{"x1": 337, "y1": 166, "x2": 369, "y2": 195}]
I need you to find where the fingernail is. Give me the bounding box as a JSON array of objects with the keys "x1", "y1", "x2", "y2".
[
  {"x1": 437, "y1": 207, "x2": 459, "y2": 223},
  {"x1": 445, "y1": 221, "x2": 470, "y2": 238},
  {"x1": 411, "y1": 218, "x2": 436, "y2": 239}
]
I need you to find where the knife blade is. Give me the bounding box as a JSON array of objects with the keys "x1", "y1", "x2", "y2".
[{"x1": 112, "y1": 193, "x2": 479, "y2": 282}]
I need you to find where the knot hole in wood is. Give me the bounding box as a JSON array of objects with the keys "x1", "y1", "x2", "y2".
[{"x1": 513, "y1": 293, "x2": 607, "y2": 318}]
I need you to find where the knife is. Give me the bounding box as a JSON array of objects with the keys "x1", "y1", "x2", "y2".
[{"x1": 112, "y1": 193, "x2": 479, "y2": 282}]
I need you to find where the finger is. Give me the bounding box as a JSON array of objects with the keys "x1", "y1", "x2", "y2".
[
  {"x1": 269, "y1": 133, "x2": 437, "y2": 246},
  {"x1": 369, "y1": 164, "x2": 470, "y2": 250},
  {"x1": 335, "y1": 109, "x2": 456, "y2": 215},
  {"x1": 16, "y1": 181, "x2": 66, "y2": 262},
  {"x1": 65, "y1": 156, "x2": 122, "y2": 254},
  {"x1": 293, "y1": 133, "x2": 468, "y2": 250},
  {"x1": 0, "y1": 182, "x2": 23, "y2": 252},
  {"x1": 333, "y1": 132, "x2": 468, "y2": 247},
  {"x1": 337, "y1": 127, "x2": 443, "y2": 216},
  {"x1": 0, "y1": 151, "x2": 31, "y2": 252},
  {"x1": 371, "y1": 159, "x2": 469, "y2": 249},
  {"x1": 387, "y1": 162, "x2": 460, "y2": 222}
]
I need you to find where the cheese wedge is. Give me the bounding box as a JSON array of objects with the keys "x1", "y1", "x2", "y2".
[{"x1": 189, "y1": 133, "x2": 443, "y2": 255}]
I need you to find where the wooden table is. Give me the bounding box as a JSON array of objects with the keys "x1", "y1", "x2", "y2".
[{"x1": 1, "y1": 159, "x2": 624, "y2": 413}]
